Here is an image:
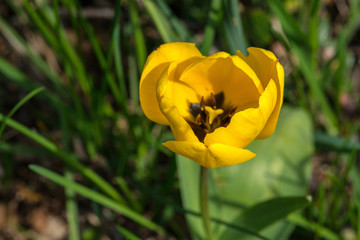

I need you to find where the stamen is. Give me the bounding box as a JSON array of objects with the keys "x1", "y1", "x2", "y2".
[
  {"x1": 210, "y1": 93, "x2": 216, "y2": 108},
  {"x1": 200, "y1": 96, "x2": 205, "y2": 111},
  {"x1": 204, "y1": 106, "x2": 224, "y2": 125},
  {"x1": 187, "y1": 92, "x2": 235, "y2": 142}
]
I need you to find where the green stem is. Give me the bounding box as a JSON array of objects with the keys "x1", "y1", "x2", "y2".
[{"x1": 200, "y1": 166, "x2": 214, "y2": 240}]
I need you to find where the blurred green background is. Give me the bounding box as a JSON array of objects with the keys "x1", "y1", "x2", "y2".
[{"x1": 0, "y1": 0, "x2": 359, "y2": 239}]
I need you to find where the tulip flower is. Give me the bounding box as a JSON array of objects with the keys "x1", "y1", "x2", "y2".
[{"x1": 140, "y1": 42, "x2": 284, "y2": 168}]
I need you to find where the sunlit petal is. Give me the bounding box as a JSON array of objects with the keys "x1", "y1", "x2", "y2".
[
  {"x1": 156, "y1": 67, "x2": 199, "y2": 142},
  {"x1": 163, "y1": 141, "x2": 256, "y2": 168},
  {"x1": 237, "y1": 47, "x2": 284, "y2": 138},
  {"x1": 140, "y1": 42, "x2": 203, "y2": 125},
  {"x1": 204, "y1": 80, "x2": 277, "y2": 148}
]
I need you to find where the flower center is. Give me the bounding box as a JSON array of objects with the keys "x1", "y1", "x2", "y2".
[{"x1": 188, "y1": 92, "x2": 236, "y2": 142}]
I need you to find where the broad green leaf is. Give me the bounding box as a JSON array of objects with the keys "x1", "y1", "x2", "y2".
[
  {"x1": 221, "y1": 196, "x2": 311, "y2": 239},
  {"x1": 177, "y1": 106, "x2": 314, "y2": 239},
  {"x1": 213, "y1": 106, "x2": 313, "y2": 239}
]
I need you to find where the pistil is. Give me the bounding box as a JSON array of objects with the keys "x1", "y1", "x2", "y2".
[{"x1": 205, "y1": 106, "x2": 224, "y2": 126}]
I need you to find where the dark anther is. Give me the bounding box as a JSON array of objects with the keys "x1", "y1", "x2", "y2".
[
  {"x1": 200, "y1": 96, "x2": 205, "y2": 110},
  {"x1": 210, "y1": 93, "x2": 216, "y2": 108},
  {"x1": 187, "y1": 91, "x2": 236, "y2": 142},
  {"x1": 214, "y1": 92, "x2": 224, "y2": 109},
  {"x1": 189, "y1": 103, "x2": 201, "y2": 118}
]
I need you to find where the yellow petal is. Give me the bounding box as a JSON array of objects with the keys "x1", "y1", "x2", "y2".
[
  {"x1": 204, "y1": 79, "x2": 278, "y2": 148},
  {"x1": 208, "y1": 143, "x2": 256, "y2": 167},
  {"x1": 257, "y1": 61, "x2": 284, "y2": 138},
  {"x1": 237, "y1": 47, "x2": 284, "y2": 138},
  {"x1": 230, "y1": 55, "x2": 264, "y2": 93},
  {"x1": 140, "y1": 63, "x2": 171, "y2": 125},
  {"x1": 140, "y1": 42, "x2": 203, "y2": 125},
  {"x1": 156, "y1": 67, "x2": 199, "y2": 142},
  {"x1": 173, "y1": 56, "x2": 262, "y2": 120},
  {"x1": 208, "y1": 51, "x2": 231, "y2": 59},
  {"x1": 163, "y1": 141, "x2": 256, "y2": 168}
]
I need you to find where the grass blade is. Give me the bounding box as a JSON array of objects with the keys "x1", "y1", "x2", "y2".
[
  {"x1": 0, "y1": 17, "x2": 63, "y2": 89},
  {"x1": 129, "y1": 0, "x2": 147, "y2": 71},
  {"x1": 292, "y1": 44, "x2": 338, "y2": 134},
  {"x1": 0, "y1": 113, "x2": 124, "y2": 203},
  {"x1": 267, "y1": 0, "x2": 307, "y2": 46},
  {"x1": 200, "y1": 0, "x2": 222, "y2": 54},
  {"x1": 143, "y1": 0, "x2": 177, "y2": 43},
  {"x1": 0, "y1": 57, "x2": 38, "y2": 89},
  {"x1": 21, "y1": 0, "x2": 58, "y2": 47},
  {"x1": 222, "y1": 0, "x2": 247, "y2": 54},
  {"x1": 288, "y1": 214, "x2": 340, "y2": 240},
  {"x1": 65, "y1": 170, "x2": 80, "y2": 240},
  {"x1": 0, "y1": 87, "x2": 44, "y2": 137},
  {"x1": 116, "y1": 225, "x2": 142, "y2": 240},
  {"x1": 315, "y1": 132, "x2": 360, "y2": 153},
  {"x1": 112, "y1": 25, "x2": 128, "y2": 108},
  {"x1": 155, "y1": 0, "x2": 193, "y2": 42},
  {"x1": 29, "y1": 164, "x2": 165, "y2": 234}
]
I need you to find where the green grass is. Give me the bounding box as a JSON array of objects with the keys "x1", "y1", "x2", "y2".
[{"x1": 0, "y1": 0, "x2": 359, "y2": 239}]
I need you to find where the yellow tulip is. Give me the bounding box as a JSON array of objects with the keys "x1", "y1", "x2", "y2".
[{"x1": 139, "y1": 42, "x2": 284, "y2": 168}]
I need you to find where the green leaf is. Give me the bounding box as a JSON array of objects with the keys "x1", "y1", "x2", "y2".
[
  {"x1": 177, "y1": 106, "x2": 314, "y2": 239},
  {"x1": 214, "y1": 106, "x2": 313, "y2": 239},
  {"x1": 29, "y1": 165, "x2": 165, "y2": 234},
  {"x1": 221, "y1": 196, "x2": 311, "y2": 239}
]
